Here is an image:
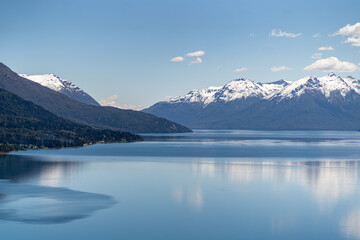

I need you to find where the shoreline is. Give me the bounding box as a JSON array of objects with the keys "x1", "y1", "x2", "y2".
[{"x1": 0, "y1": 138, "x2": 143, "y2": 155}]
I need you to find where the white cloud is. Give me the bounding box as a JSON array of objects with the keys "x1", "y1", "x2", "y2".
[
  {"x1": 271, "y1": 66, "x2": 292, "y2": 72},
  {"x1": 304, "y1": 57, "x2": 359, "y2": 72},
  {"x1": 186, "y1": 51, "x2": 205, "y2": 57},
  {"x1": 99, "y1": 95, "x2": 143, "y2": 110},
  {"x1": 249, "y1": 33, "x2": 255, "y2": 37},
  {"x1": 170, "y1": 56, "x2": 184, "y2": 62},
  {"x1": 318, "y1": 46, "x2": 334, "y2": 51},
  {"x1": 170, "y1": 50, "x2": 206, "y2": 64},
  {"x1": 235, "y1": 67, "x2": 248, "y2": 72},
  {"x1": 334, "y1": 22, "x2": 360, "y2": 47},
  {"x1": 116, "y1": 103, "x2": 144, "y2": 110},
  {"x1": 190, "y1": 57, "x2": 202, "y2": 64},
  {"x1": 99, "y1": 94, "x2": 118, "y2": 106},
  {"x1": 313, "y1": 33, "x2": 321, "y2": 38},
  {"x1": 311, "y1": 53, "x2": 323, "y2": 59},
  {"x1": 270, "y1": 29, "x2": 301, "y2": 38},
  {"x1": 345, "y1": 36, "x2": 360, "y2": 47}
]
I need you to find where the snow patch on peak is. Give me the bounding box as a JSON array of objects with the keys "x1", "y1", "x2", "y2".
[
  {"x1": 20, "y1": 73, "x2": 68, "y2": 92},
  {"x1": 260, "y1": 80, "x2": 290, "y2": 96},
  {"x1": 169, "y1": 86, "x2": 222, "y2": 105},
  {"x1": 218, "y1": 78, "x2": 267, "y2": 101},
  {"x1": 169, "y1": 78, "x2": 289, "y2": 105},
  {"x1": 273, "y1": 74, "x2": 357, "y2": 100},
  {"x1": 19, "y1": 73, "x2": 100, "y2": 106},
  {"x1": 167, "y1": 74, "x2": 360, "y2": 106}
]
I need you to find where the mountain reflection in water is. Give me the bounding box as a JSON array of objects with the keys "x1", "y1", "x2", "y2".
[
  {"x1": 192, "y1": 160, "x2": 359, "y2": 206},
  {"x1": 0, "y1": 155, "x2": 115, "y2": 224}
]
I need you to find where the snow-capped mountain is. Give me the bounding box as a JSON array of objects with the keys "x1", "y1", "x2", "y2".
[
  {"x1": 0, "y1": 62, "x2": 190, "y2": 133},
  {"x1": 169, "y1": 78, "x2": 290, "y2": 106},
  {"x1": 270, "y1": 73, "x2": 360, "y2": 101},
  {"x1": 163, "y1": 73, "x2": 360, "y2": 105},
  {"x1": 259, "y1": 80, "x2": 290, "y2": 95},
  {"x1": 19, "y1": 73, "x2": 100, "y2": 106},
  {"x1": 144, "y1": 73, "x2": 360, "y2": 130}
]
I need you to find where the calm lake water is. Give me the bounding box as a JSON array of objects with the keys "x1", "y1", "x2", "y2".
[{"x1": 2, "y1": 130, "x2": 360, "y2": 239}]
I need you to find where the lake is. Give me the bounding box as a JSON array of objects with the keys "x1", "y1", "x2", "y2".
[{"x1": 2, "y1": 130, "x2": 360, "y2": 239}]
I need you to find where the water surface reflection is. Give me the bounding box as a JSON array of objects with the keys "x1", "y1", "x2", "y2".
[
  {"x1": 192, "y1": 160, "x2": 360, "y2": 206},
  {"x1": 0, "y1": 155, "x2": 82, "y2": 183},
  {"x1": 0, "y1": 155, "x2": 115, "y2": 224},
  {"x1": 3, "y1": 130, "x2": 360, "y2": 239}
]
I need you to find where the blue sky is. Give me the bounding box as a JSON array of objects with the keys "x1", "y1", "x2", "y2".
[{"x1": 0, "y1": 0, "x2": 359, "y2": 109}]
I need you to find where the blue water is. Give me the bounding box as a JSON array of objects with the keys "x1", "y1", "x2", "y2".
[{"x1": 2, "y1": 130, "x2": 360, "y2": 239}]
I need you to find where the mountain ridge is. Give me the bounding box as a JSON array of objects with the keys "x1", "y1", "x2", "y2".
[
  {"x1": 144, "y1": 73, "x2": 360, "y2": 130},
  {"x1": 19, "y1": 73, "x2": 100, "y2": 106},
  {"x1": 0, "y1": 62, "x2": 191, "y2": 133},
  {"x1": 0, "y1": 87, "x2": 141, "y2": 153}
]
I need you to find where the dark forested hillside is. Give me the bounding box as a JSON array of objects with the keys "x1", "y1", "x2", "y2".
[
  {"x1": 0, "y1": 88, "x2": 142, "y2": 153},
  {"x1": 0, "y1": 63, "x2": 191, "y2": 133}
]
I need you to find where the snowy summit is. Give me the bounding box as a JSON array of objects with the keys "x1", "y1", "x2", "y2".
[
  {"x1": 19, "y1": 73, "x2": 100, "y2": 106},
  {"x1": 168, "y1": 78, "x2": 290, "y2": 105},
  {"x1": 168, "y1": 73, "x2": 359, "y2": 105}
]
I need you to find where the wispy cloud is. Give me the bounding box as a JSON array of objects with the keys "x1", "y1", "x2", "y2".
[
  {"x1": 318, "y1": 46, "x2": 334, "y2": 51},
  {"x1": 270, "y1": 29, "x2": 301, "y2": 38},
  {"x1": 186, "y1": 51, "x2": 205, "y2": 57},
  {"x1": 311, "y1": 53, "x2": 323, "y2": 59},
  {"x1": 271, "y1": 66, "x2": 292, "y2": 72},
  {"x1": 170, "y1": 56, "x2": 184, "y2": 62},
  {"x1": 313, "y1": 33, "x2": 321, "y2": 38},
  {"x1": 190, "y1": 57, "x2": 202, "y2": 64},
  {"x1": 235, "y1": 67, "x2": 248, "y2": 72},
  {"x1": 99, "y1": 95, "x2": 143, "y2": 110},
  {"x1": 171, "y1": 50, "x2": 205, "y2": 64},
  {"x1": 334, "y1": 22, "x2": 360, "y2": 47},
  {"x1": 304, "y1": 57, "x2": 359, "y2": 72}
]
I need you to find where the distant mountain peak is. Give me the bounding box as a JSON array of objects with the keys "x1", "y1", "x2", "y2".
[
  {"x1": 233, "y1": 78, "x2": 250, "y2": 82},
  {"x1": 270, "y1": 74, "x2": 360, "y2": 101},
  {"x1": 268, "y1": 79, "x2": 289, "y2": 85},
  {"x1": 19, "y1": 73, "x2": 100, "y2": 106},
  {"x1": 168, "y1": 77, "x2": 290, "y2": 106},
  {"x1": 162, "y1": 74, "x2": 360, "y2": 106}
]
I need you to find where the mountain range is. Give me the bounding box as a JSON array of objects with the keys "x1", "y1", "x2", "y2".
[
  {"x1": 19, "y1": 73, "x2": 100, "y2": 106},
  {"x1": 144, "y1": 73, "x2": 360, "y2": 130},
  {"x1": 0, "y1": 62, "x2": 190, "y2": 133}
]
